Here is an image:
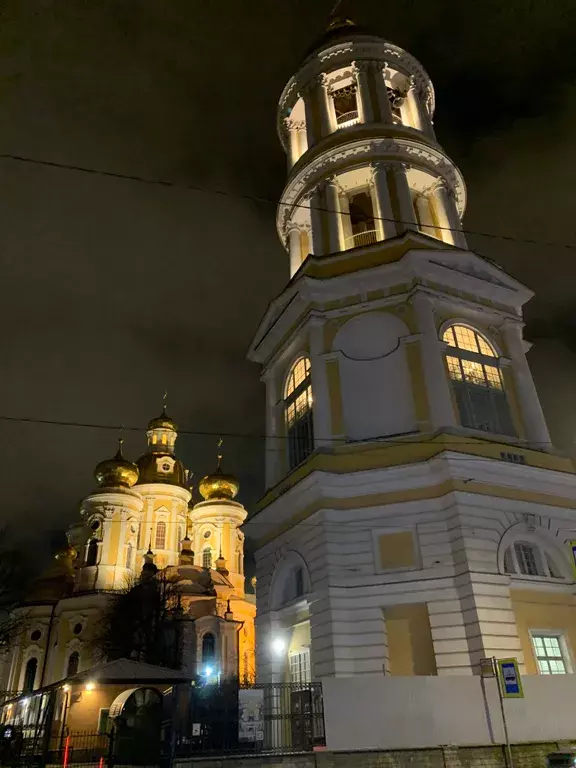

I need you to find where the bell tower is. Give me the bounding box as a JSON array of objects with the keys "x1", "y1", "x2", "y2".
[{"x1": 246, "y1": 18, "x2": 561, "y2": 683}]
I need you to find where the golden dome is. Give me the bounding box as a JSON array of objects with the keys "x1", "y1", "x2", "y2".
[
  {"x1": 94, "y1": 439, "x2": 139, "y2": 488},
  {"x1": 148, "y1": 406, "x2": 177, "y2": 432},
  {"x1": 135, "y1": 452, "x2": 188, "y2": 487},
  {"x1": 198, "y1": 455, "x2": 239, "y2": 501}
]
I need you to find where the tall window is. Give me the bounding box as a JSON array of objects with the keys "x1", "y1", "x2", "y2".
[
  {"x1": 202, "y1": 633, "x2": 216, "y2": 665},
  {"x1": 66, "y1": 651, "x2": 79, "y2": 677},
  {"x1": 23, "y1": 658, "x2": 37, "y2": 692},
  {"x1": 155, "y1": 521, "x2": 166, "y2": 550},
  {"x1": 86, "y1": 538, "x2": 99, "y2": 567},
  {"x1": 125, "y1": 543, "x2": 133, "y2": 570},
  {"x1": 203, "y1": 547, "x2": 212, "y2": 569},
  {"x1": 284, "y1": 357, "x2": 314, "y2": 469},
  {"x1": 503, "y1": 541, "x2": 563, "y2": 579},
  {"x1": 532, "y1": 634, "x2": 570, "y2": 674},
  {"x1": 289, "y1": 651, "x2": 311, "y2": 684},
  {"x1": 443, "y1": 324, "x2": 515, "y2": 436}
]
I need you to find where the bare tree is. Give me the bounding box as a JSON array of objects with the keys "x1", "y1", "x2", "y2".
[
  {"x1": 0, "y1": 528, "x2": 30, "y2": 656},
  {"x1": 91, "y1": 570, "x2": 183, "y2": 669}
]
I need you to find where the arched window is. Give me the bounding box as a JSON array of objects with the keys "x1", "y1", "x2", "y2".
[
  {"x1": 66, "y1": 651, "x2": 79, "y2": 677},
  {"x1": 503, "y1": 541, "x2": 564, "y2": 579},
  {"x1": 23, "y1": 658, "x2": 37, "y2": 692},
  {"x1": 203, "y1": 547, "x2": 212, "y2": 569},
  {"x1": 443, "y1": 324, "x2": 514, "y2": 436},
  {"x1": 202, "y1": 633, "x2": 216, "y2": 665},
  {"x1": 284, "y1": 357, "x2": 314, "y2": 469},
  {"x1": 86, "y1": 538, "x2": 99, "y2": 567},
  {"x1": 155, "y1": 521, "x2": 166, "y2": 550},
  {"x1": 125, "y1": 543, "x2": 133, "y2": 569}
]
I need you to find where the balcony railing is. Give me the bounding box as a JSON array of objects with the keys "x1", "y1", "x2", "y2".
[
  {"x1": 336, "y1": 110, "x2": 359, "y2": 127},
  {"x1": 345, "y1": 229, "x2": 378, "y2": 249}
]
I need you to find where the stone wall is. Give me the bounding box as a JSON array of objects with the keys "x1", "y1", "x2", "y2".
[{"x1": 175, "y1": 741, "x2": 573, "y2": 768}]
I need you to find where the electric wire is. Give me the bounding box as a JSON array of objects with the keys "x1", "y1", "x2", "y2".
[
  {"x1": 0, "y1": 412, "x2": 560, "y2": 446},
  {"x1": 1, "y1": 151, "x2": 575, "y2": 250}
]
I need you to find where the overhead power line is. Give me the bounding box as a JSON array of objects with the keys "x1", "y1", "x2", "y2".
[
  {"x1": 0, "y1": 412, "x2": 560, "y2": 446},
  {"x1": 1, "y1": 151, "x2": 575, "y2": 250}
]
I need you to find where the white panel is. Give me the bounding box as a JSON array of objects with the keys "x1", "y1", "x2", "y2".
[{"x1": 334, "y1": 312, "x2": 416, "y2": 439}]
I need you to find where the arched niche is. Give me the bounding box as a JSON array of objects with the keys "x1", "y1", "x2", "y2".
[
  {"x1": 269, "y1": 551, "x2": 311, "y2": 612},
  {"x1": 333, "y1": 311, "x2": 415, "y2": 440}
]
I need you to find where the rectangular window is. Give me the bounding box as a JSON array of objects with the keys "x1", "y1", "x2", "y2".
[
  {"x1": 289, "y1": 650, "x2": 311, "y2": 684},
  {"x1": 531, "y1": 634, "x2": 570, "y2": 674},
  {"x1": 98, "y1": 708, "x2": 110, "y2": 734}
]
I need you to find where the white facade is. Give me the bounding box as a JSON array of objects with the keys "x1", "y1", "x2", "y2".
[{"x1": 245, "y1": 17, "x2": 576, "y2": 698}]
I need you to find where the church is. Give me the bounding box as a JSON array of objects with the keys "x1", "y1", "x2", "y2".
[
  {"x1": 245, "y1": 15, "x2": 576, "y2": 711},
  {"x1": 0, "y1": 408, "x2": 255, "y2": 700}
]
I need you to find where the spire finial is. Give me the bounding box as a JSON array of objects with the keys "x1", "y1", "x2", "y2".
[
  {"x1": 162, "y1": 390, "x2": 168, "y2": 415},
  {"x1": 147, "y1": 527, "x2": 153, "y2": 555},
  {"x1": 217, "y1": 437, "x2": 223, "y2": 470}
]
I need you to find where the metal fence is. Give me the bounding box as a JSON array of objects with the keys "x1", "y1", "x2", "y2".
[
  {"x1": 0, "y1": 728, "x2": 110, "y2": 766},
  {"x1": 166, "y1": 681, "x2": 325, "y2": 757}
]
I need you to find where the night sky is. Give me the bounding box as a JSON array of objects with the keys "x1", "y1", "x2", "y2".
[{"x1": 2, "y1": 0, "x2": 576, "y2": 557}]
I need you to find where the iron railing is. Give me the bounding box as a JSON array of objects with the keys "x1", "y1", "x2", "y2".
[
  {"x1": 1, "y1": 728, "x2": 110, "y2": 765},
  {"x1": 346, "y1": 229, "x2": 378, "y2": 248},
  {"x1": 166, "y1": 681, "x2": 325, "y2": 757},
  {"x1": 336, "y1": 110, "x2": 359, "y2": 126}
]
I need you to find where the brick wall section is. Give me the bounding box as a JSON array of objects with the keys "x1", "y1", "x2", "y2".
[{"x1": 175, "y1": 741, "x2": 576, "y2": 768}]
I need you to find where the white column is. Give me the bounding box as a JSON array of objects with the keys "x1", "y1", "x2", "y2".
[
  {"x1": 263, "y1": 368, "x2": 282, "y2": 489},
  {"x1": 502, "y1": 321, "x2": 552, "y2": 450},
  {"x1": 406, "y1": 81, "x2": 425, "y2": 131},
  {"x1": 354, "y1": 62, "x2": 374, "y2": 123},
  {"x1": 301, "y1": 84, "x2": 317, "y2": 147},
  {"x1": 285, "y1": 119, "x2": 299, "y2": 168},
  {"x1": 309, "y1": 319, "x2": 331, "y2": 446},
  {"x1": 339, "y1": 193, "x2": 352, "y2": 247},
  {"x1": 431, "y1": 181, "x2": 467, "y2": 249},
  {"x1": 325, "y1": 177, "x2": 344, "y2": 253},
  {"x1": 296, "y1": 123, "x2": 308, "y2": 157},
  {"x1": 391, "y1": 163, "x2": 418, "y2": 233},
  {"x1": 287, "y1": 226, "x2": 302, "y2": 277},
  {"x1": 413, "y1": 293, "x2": 458, "y2": 430},
  {"x1": 308, "y1": 187, "x2": 325, "y2": 256},
  {"x1": 376, "y1": 64, "x2": 393, "y2": 123},
  {"x1": 414, "y1": 194, "x2": 436, "y2": 238},
  {"x1": 370, "y1": 162, "x2": 396, "y2": 239},
  {"x1": 319, "y1": 74, "x2": 336, "y2": 136}
]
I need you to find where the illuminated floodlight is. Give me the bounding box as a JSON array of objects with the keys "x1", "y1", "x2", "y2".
[{"x1": 271, "y1": 637, "x2": 286, "y2": 656}]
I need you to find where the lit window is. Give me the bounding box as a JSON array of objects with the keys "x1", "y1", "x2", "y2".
[
  {"x1": 284, "y1": 357, "x2": 314, "y2": 469},
  {"x1": 503, "y1": 540, "x2": 564, "y2": 579},
  {"x1": 155, "y1": 521, "x2": 166, "y2": 550},
  {"x1": 289, "y1": 650, "x2": 311, "y2": 684},
  {"x1": 532, "y1": 634, "x2": 570, "y2": 674},
  {"x1": 344, "y1": 190, "x2": 377, "y2": 249},
  {"x1": 203, "y1": 547, "x2": 212, "y2": 569},
  {"x1": 442, "y1": 324, "x2": 514, "y2": 436}
]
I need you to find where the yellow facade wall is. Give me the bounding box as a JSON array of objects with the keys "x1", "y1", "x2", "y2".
[
  {"x1": 385, "y1": 603, "x2": 437, "y2": 676},
  {"x1": 511, "y1": 589, "x2": 576, "y2": 675}
]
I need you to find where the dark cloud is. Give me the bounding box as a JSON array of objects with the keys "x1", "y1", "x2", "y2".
[{"x1": 1, "y1": 0, "x2": 575, "y2": 559}]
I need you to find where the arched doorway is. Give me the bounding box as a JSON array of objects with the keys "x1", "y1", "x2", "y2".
[{"x1": 108, "y1": 687, "x2": 163, "y2": 764}]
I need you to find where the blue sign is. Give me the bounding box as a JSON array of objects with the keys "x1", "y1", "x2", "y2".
[{"x1": 497, "y1": 658, "x2": 523, "y2": 698}]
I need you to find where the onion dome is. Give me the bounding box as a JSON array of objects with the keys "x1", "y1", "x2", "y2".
[
  {"x1": 148, "y1": 406, "x2": 178, "y2": 432},
  {"x1": 305, "y1": 15, "x2": 375, "y2": 57},
  {"x1": 94, "y1": 439, "x2": 139, "y2": 488},
  {"x1": 198, "y1": 453, "x2": 240, "y2": 501},
  {"x1": 136, "y1": 452, "x2": 188, "y2": 486}
]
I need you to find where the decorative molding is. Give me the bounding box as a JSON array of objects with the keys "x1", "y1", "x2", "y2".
[
  {"x1": 277, "y1": 136, "x2": 466, "y2": 236},
  {"x1": 277, "y1": 39, "x2": 435, "y2": 149}
]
